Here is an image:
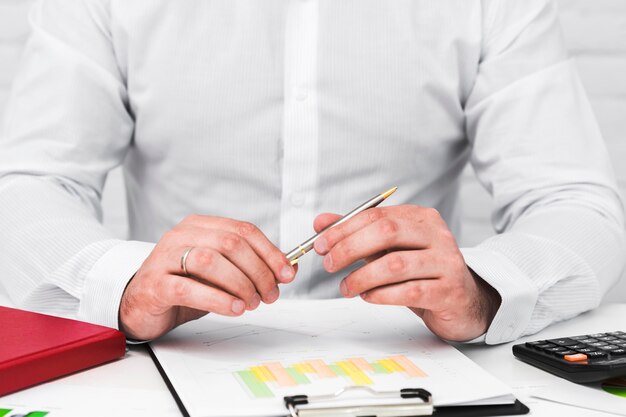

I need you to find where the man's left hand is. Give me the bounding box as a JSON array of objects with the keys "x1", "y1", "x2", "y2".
[{"x1": 313, "y1": 205, "x2": 501, "y2": 342}]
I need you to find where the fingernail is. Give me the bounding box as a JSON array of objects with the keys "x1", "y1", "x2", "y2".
[
  {"x1": 324, "y1": 253, "x2": 334, "y2": 271},
  {"x1": 268, "y1": 286, "x2": 280, "y2": 302},
  {"x1": 340, "y1": 280, "x2": 349, "y2": 297},
  {"x1": 232, "y1": 299, "x2": 245, "y2": 314},
  {"x1": 315, "y1": 237, "x2": 328, "y2": 254},
  {"x1": 249, "y1": 293, "x2": 261, "y2": 310},
  {"x1": 281, "y1": 265, "x2": 295, "y2": 282}
]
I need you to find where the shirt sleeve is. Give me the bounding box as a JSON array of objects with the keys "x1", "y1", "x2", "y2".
[
  {"x1": 462, "y1": 0, "x2": 626, "y2": 344},
  {"x1": 0, "y1": 0, "x2": 154, "y2": 329}
]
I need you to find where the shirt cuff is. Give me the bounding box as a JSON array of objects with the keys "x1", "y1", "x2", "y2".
[
  {"x1": 460, "y1": 247, "x2": 538, "y2": 345},
  {"x1": 78, "y1": 240, "x2": 155, "y2": 329},
  {"x1": 464, "y1": 333, "x2": 487, "y2": 344}
]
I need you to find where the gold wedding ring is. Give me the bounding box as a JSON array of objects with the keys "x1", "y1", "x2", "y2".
[{"x1": 181, "y1": 247, "x2": 194, "y2": 276}]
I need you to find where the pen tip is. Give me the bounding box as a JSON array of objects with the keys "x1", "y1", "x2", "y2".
[{"x1": 381, "y1": 186, "x2": 398, "y2": 199}]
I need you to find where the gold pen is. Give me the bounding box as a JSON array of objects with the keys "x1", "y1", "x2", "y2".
[{"x1": 285, "y1": 186, "x2": 398, "y2": 265}]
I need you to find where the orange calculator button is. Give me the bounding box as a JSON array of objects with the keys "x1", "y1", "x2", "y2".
[{"x1": 564, "y1": 353, "x2": 588, "y2": 362}]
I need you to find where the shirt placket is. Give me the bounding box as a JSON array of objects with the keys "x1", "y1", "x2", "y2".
[{"x1": 280, "y1": 0, "x2": 319, "y2": 291}]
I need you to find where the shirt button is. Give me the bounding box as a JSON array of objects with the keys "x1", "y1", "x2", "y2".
[
  {"x1": 294, "y1": 87, "x2": 309, "y2": 101},
  {"x1": 290, "y1": 192, "x2": 306, "y2": 207}
]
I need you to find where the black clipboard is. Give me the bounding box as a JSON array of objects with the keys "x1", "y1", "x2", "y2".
[
  {"x1": 283, "y1": 386, "x2": 529, "y2": 417},
  {"x1": 147, "y1": 345, "x2": 529, "y2": 417}
]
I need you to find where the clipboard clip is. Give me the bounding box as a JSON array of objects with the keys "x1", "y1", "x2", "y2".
[{"x1": 284, "y1": 386, "x2": 433, "y2": 417}]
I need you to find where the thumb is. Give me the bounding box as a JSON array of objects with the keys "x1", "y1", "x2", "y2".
[{"x1": 313, "y1": 212, "x2": 342, "y2": 233}]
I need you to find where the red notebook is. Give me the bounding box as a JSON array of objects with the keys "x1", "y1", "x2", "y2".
[{"x1": 0, "y1": 306, "x2": 126, "y2": 396}]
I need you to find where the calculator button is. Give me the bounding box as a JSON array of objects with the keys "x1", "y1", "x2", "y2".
[
  {"x1": 610, "y1": 331, "x2": 626, "y2": 336},
  {"x1": 589, "y1": 342, "x2": 608, "y2": 347},
  {"x1": 614, "y1": 343, "x2": 626, "y2": 348},
  {"x1": 546, "y1": 347, "x2": 568, "y2": 354},
  {"x1": 535, "y1": 343, "x2": 556, "y2": 350},
  {"x1": 559, "y1": 350, "x2": 576, "y2": 356},
  {"x1": 571, "y1": 336, "x2": 590, "y2": 341},
  {"x1": 599, "y1": 345, "x2": 620, "y2": 351},
  {"x1": 576, "y1": 348, "x2": 595, "y2": 353},
  {"x1": 580, "y1": 339, "x2": 598, "y2": 343},
  {"x1": 525, "y1": 341, "x2": 544, "y2": 348},
  {"x1": 597, "y1": 336, "x2": 618, "y2": 342},
  {"x1": 564, "y1": 353, "x2": 587, "y2": 362},
  {"x1": 569, "y1": 344, "x2": 586, "y2": 350},
  {"x1": 610, "y1": 349, "x2": 626, "y2": 356},
  {"x1": 589, "y1": 333, "x2": 608, "y2": 338},
  {"x1": 547, "y1": 338, "x2": 580, "y2": 347},
  {"x1": 586, "y1": 351, "x2": 608, "y2": 359}
]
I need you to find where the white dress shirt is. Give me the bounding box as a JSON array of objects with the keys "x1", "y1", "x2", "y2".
[{"x1": 0, "y1": 0, "x2": 624, "y2": 344}]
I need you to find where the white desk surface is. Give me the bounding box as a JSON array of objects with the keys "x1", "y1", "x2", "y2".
[{"x1": 2, "y1": 304, "x2": 625, "y2": 417}]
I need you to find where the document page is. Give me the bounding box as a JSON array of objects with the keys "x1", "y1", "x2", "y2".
[{"x1": 150, "y1": 298, "x2": 514, "y2": 417}]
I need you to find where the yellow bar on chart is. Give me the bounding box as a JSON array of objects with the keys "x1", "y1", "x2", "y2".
[
  {"x1": 337, "y1": 361, "x2": 373, "y2": 385},
  {"x1": 251, "y1": 366, "x2": 276, "y2": 382},
  {"x1": 391, "y1": 355, "x2": 427, "y2": 377},
  {"x1": 294, "y1": 363, "x2": 315, "y2": 374},
  {"x1": 387, "y1": 358, "x2": 405, "y2": 372},
  {"x1": 377, "y1": 359, "x2": 399, "y2": 373}
]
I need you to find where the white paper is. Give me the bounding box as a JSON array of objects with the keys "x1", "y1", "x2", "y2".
[
  {"x1": 533, "y1": 378, "x2": 626, "y2": 416},
  {"x1": 1, "y1": 349, "x2": 181, "y2": 417},
  {"x1": 0, "y1": 405, "x2": 57, "y2": 417},
  {"x1": 150, "y1": 298, "x2": 515, "y2": 417}
]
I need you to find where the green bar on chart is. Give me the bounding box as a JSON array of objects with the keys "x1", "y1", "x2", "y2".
[
  {"x1": 24, "y1": 412, "x2": 49, "y2": 417},
  {"x1": 371, "y1": 362, "x2": 390, "y2": 374},
  {"x1": 0, "y1": 409, "x2": 12, "y2": 417},
  {"x1": 237, "y1": 370, "x2": 274, "y2": 398},
  {"x1": 286, "y1": 367, "x2": 311, "y2": 385},
  {"x1": 329, "y1": 364, "x2": 346, "y2": 376}
]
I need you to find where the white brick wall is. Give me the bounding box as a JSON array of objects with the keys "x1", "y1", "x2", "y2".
[{"x1": 1, "y1": 1, "x2": 625, "y2": 301}]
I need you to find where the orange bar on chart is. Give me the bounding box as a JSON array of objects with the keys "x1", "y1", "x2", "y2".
[
  {"x1": 349, "y1": 358, "x2": 374, "y2": 373},
  {"x1": 391, "y1": 355, "x2": 427, "y2": 377},
  {"x1": 263, "y1": 362, "x2": 297, "y2": 387},
  {"x1": 307, "y1": 360, "x2": 336, "y2": 378}
]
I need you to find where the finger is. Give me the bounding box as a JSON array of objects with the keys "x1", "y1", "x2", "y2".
[
  {"x1": 181, "y1": 247, "x2": 261, "y2": 310},
  {"x1": 181, "y1": 216, "x2": 295, "y2": 284},
  {"x1": 178, "y1": 230, "x2": 280, "y2": 304},
  {"x1": 233, "y1": 221, "x2": 296, "y2": 284},
  {"x1": 341, "y1": 250, "x2": 442, "y2": 297},
  {"x1": 313, "y1": 207, "x2": 388, "y2": 255},
  {"x1": 313, "y1": 213, "x2": 342, "y2": 233},
  {"x1": 314, "y1": 206, "x2": 443, "y2": 256},
  {"x1": 359, "y1": 279, "x2": 441, "y2": 310},
  {"x1": 322, "y1": 217, "x2": 431, "y2": 273},
  {"x1": 159, "y1": 274, "x2": 247, "y2": 316}
]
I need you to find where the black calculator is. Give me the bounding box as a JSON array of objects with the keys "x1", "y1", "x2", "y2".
[{"x1": 512, "y1": 331, "x2": 626, "y2": 383}]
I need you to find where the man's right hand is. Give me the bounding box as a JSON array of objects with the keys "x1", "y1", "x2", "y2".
[{"x1": 118, "y1": 215, "x2": 295, "y2": 340}]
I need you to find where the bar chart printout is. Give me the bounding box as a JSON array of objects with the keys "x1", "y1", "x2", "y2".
[
  {"x1": 235, "y1": 355, "x2": 427, "y2": 399},
  {"x1": 0, "y1": 410, "x2": 49, "y2": 417}
]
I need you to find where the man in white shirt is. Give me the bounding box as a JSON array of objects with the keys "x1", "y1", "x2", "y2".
[{"x1": 0, "y1": 0, "x2": 624, "y2": 344}]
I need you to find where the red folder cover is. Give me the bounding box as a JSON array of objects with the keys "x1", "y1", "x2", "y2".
[{"x1": 0, "y1": 306, "x2": 126, "y2": 396}]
